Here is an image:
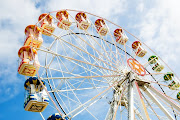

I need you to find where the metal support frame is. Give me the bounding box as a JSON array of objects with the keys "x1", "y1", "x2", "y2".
[
  {"x1": 105, "y1": 72, "x2": 135, "y2": 120},
  {"x1": 141, "y1": 85, "x2": 175, "y2": 120},
  {"x1": 149, "y1": 85, "x2": 180, "y2": 112},
  {"x1": 128, "y1": 72, "x2": 134, "y2": 120},
  {"x1": 133, "y1": 81, "x2": 150, "y2": 120},
  {"x1": 105, "y1": 91, "x2": 119, "y2": 120}
]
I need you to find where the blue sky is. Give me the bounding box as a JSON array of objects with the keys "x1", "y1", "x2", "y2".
[{"x1": 0, "y1": 0, "x2": 180, "y2": 120}]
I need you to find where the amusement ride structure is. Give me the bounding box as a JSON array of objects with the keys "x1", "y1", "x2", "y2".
[{"x1": 17, "y1": 9, "x2": 180, "y2": 120}]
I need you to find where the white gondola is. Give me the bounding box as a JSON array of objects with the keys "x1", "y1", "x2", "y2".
[{"x1": 24, "y1": 77, "x2": 49, "y2": 112}]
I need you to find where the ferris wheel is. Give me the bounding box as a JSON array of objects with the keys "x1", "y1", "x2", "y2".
[{"x1": 17, "y1": 9, "x2": 180, "y2": 120}]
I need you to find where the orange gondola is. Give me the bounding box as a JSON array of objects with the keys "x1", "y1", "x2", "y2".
[
  {"x1": 75, "y1": 12, "x2": 91, "y2": 30},
  {"x1": 38, "y1": 13, "x2": 55, "y2": 36},
  {"x1": 24, "y1": 25, "x2": 43, "y2": 48},
  {"x1": 114, "y1": 28, "x2": 128, "y2": 45},
  {"x1": 18, "y1": 46, "x2": 40, "y2": 76},
  {"x1": 132, "y1": 41, "x2": 147, "y2": 57},
  {"x1": 56, "y1": 10, "x2": 72, "y2": 30},
  {"x1": 95, "y1": 19, "x2": 108, "y2": 36}
]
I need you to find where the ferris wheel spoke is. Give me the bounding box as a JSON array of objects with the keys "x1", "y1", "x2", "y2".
[
  {"x1": 79, "y1": 34, "x2": 114, "y2": 74},
  {"x1": 74, "y1": 62, "x2": 105, "y2": 90},
  {"x1": 58, "y1": 30, "x2": 126, "y2": 71},
  {"x1": 79, "y1": 60, "x2": 108, "y2": 89},
  {"x1": 57, "y1": 92, "x2": 80, "y2": 106},
  {"x1": 55, "y1": 90, "x2": 71, "y2": 114},
  {"x1": 63, "y1": 79, "x2": 102, "y2": 119},
  {"x1": 134, "y1": 107, "x2": 144, "y2": 120},
  {"x1": 42, "y1": 65, "x2": 113, "y2": 83},
  {"x1": 66, "y1": 87, "x2": 113, "y2": 119},
  {"x1": 40, "y1": 112, "x2": 45, "y2": 120},
  {"x1": 41, "y1": 44, "x2": 116, "y2": 71},
  {"x1": 52, "y1": 86, "x2": 109, "y2": 93},
  {"x1": 48, "y1": 66, "x2": 58, "y2": 89},
  {"x1": 68, "y1": 12, "x2": 117, "y2": 67},
  {"x1": 69, "y1": 31, "x2": 126, "y2": 69},
  {"x1": 45, "y1": 77, "x2": 109, "y2": 91},
  {"x1": 57, "y1": 40, "x2": 107, "y2": 77},
  {"x1": 108, "y1": 31, "x2": 126, "y2": 67},
  {"x1": 59, "y1": 36, "x2": 117, "y2": 70},
  {"x1": 56, "y1": 56, "x2": 70, "y2": 76},
  {"x1": 44, "y1": 75, "x2": 122, "y2": 91},
  {"x1": 65, "y1": 29, "x2": 119, "y2": 68},
  {"x1": 145, "y1": 80, "x2": 169, "y2": 88},
  {"x1": 64, "y1": 74, "x2": 122, "y2": 118},
  {"x1": 41, "y1": 65, "x2": 83, "y2": 77},
  {"x1": 83, "y1": 29, "x2": 118, "y2": 66},
  {"x1": 42, "y1": 74, "x2": 122, "y2": 80},
  {"x1": 56, "y1": 38, "x2": 111, "y2": 76},
  {"x1": 122, "y1": 102, "x2": 144, "y2": 120},
  {"x1": 38, "y1": 48, "x2": 118, "y2": 73},
  {"x1": 65, "y1": 81, "x2": 74, "y2": 113}
]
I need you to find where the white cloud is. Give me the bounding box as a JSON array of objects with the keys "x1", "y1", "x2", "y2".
[
  {"x1": 42, "y1": 0, "x2": 127, "y2": 18},
  {"x1": 136, "y1": 2, "x2": 144, "y2": 12},
  {"x1": 0, "y1": 0, "x2": 41, "y2": 103},
  {"x1": 135, "y1": 0, "x2": 180, "y2": 73}
]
